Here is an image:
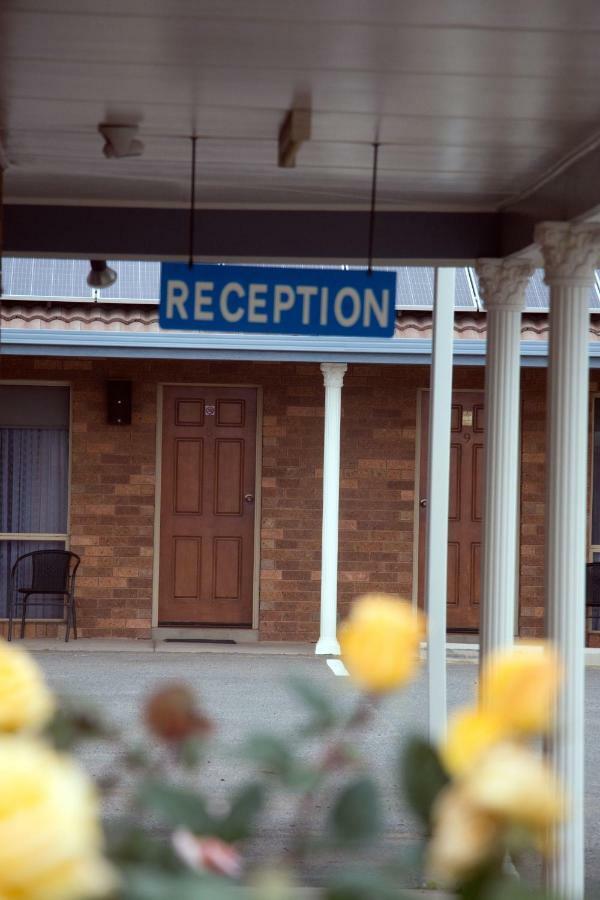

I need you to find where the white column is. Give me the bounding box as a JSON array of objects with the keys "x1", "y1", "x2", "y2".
[
  {"x1": 316, "y1": 362, "x2": 347, "y2": 656},
  {"x1": 425, "y1": 268, "x2": 455, "y2": 741},
  {"x1": 536, "y1": 222, "x2": 600, "y2": 899},
  {"x1": 475, "y1": 259, "x2": 534, "y2": 663}
]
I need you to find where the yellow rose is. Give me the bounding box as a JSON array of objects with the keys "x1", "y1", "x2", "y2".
[
  {"x1": 427, "y1": 784, "x2": 502, "y2": 886},
  {"x1": 0, "y1": 735, "x2": 116, "y2": 900},
  {"x1": 480, "y1": 642, "x2": 560, "y2": 736},
  {"x1": 338, "y1": 594, "x2": 425, "y2": 693},
  {"x1": 0, "y1": 639, "x2": 55, "y2": 733},
  {"x1": 441, "y1": 707, "x2": 508, "y2": 777},
  {"x1": 462, "y1": 742, "x2": 565, "y2": 833}
]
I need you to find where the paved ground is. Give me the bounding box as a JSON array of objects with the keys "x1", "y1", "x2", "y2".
[{"x1": 31, "y1": 649, "x2": 600, "y2": 893}]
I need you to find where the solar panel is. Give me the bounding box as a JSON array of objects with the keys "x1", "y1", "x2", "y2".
[
  {"x1": 394, "y1": 267, "x2": 434, "y2": 308},
  {"x1": 471, "y1": 267, "x2": 600, "y2": 312},
  {"x1": 455, "y1": 268, "x2": 478, "y2": 308},
  {"x1": 2, "y1": 258, "x2": 160, "y2": 301},
  {"x1": 1, "y1": 259, "x2": 480, "y2": 310},
  {"x1": 9, "y1": 259, "x2": 598, "y2": 313},
  {"x1": 100, "y1": 260, "x2": 160, "y2": 301},
  {"x1": 393, "y1": 267, "x2": 477, "y2": 309},
  {"x1": 524, "y1": 269, "x2": 549, "y2": 310}
]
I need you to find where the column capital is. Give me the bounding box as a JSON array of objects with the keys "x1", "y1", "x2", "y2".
[
  {"x1": 535, "y1": 221, "x2": 600, "y2": 287},
  {"x1": 475, "y1": 258, "x2": 535, "y2": 312},
  {"x1": 320, "y1": 362, "x2": 347, "y2": 388}
]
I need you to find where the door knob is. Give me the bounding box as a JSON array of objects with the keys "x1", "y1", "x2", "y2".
[
  {"x1": 244, "y1": 494, "x2": 255, "y2": 503},
  {"x1": 419, "y1": 498, "x2": 427, "y2": 508}
]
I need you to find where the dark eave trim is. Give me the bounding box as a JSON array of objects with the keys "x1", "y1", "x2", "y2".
[{"x1": 3, "y1": 205, "x2": 500, "y2": 263}]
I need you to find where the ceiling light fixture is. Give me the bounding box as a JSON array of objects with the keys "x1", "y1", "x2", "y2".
[
  {"x1": 87, "y1": 260, "x2": 117, "y2": 289},
  {"x1": 278, "y1": 108, "x2": 311, "y2": 168},
  {"x1": 98, "y1": 123, "x2": 144, "y2": 159}
]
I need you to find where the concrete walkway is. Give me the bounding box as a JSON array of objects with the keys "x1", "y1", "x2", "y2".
[
  {"x1": 22, "y1": 636, "x2": 600, "y2": 666},
  {"x1": 29, "y1": 648, "x2": 600, "y2": 893},
  {"x1": 22, "y1": 638, "x2": 317, "y2": 655}
]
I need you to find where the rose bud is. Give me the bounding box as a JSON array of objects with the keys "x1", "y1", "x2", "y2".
[
  {"x1": 172, "y1": 830, "x2": 243, "y2": 879},
  {"x1": 144, "y1": 683, "x2": 212, "y2": 742}
]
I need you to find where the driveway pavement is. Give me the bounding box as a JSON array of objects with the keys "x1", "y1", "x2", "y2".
[{"x1": 31, "y1": 649, "x2": 600, "y2": 893}]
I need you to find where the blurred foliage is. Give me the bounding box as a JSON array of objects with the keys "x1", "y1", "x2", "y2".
[
  {"x1": 50, "y1": 667, "x2": 558, "y2": 899},
  {"x1": 2, "y1": 594, "x2": 566, "y2": 899},
  {"x1": 87, "y1": 669, "x2": 561, "y2": 899},
  {"x1": 400, "y1": 736, "x2": 450, "y2": 832}
]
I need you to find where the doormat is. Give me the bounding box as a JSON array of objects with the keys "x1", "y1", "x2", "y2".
[{"x1": 163, "y1": 638, "x2": 236, "y2": 645}]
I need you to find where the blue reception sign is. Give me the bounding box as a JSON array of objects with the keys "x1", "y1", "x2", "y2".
[{"x1": 159, "y1": 263, "x2": 396, "y2": 338}]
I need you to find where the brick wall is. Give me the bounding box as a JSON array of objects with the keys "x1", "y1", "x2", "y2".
[
  {"x1": 0, "y1": 357, "x2": 158, "y2": 639},
  {"x1": 516, "y1": 369, "x2": 600, "y2": 645},
  {"x1": 519, "y1": 368, "x2": 547, "y2": 638},
  {"x1": 589, "y1": 374, "x2": 600, "y2": 648},
  {"x1": 0, "y1": 354, "x2": 578, "y2": 642}
]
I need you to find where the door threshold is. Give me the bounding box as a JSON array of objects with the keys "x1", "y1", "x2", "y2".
[
  {"x1": 446, "y1": 632, "x2": 479, "y2": 643},
  {"x1": 164, "y1": 638, "x2": 236, "y2": 645},
  {"x1": 153, "y1": 626, "x2": 258, "y2": 643}
]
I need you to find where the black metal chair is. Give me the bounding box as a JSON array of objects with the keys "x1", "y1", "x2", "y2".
[
  {"x1": 586, "y1": 562, "x2": 600, "y2": 636},
  {"x1": 8, "y1": 550, "x2": 81, "y2": 642}
]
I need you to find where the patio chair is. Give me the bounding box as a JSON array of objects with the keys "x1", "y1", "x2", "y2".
[
  {"x1": 8, "y1": 549, "x2": 81, "y2": 642},
  {"x1": 586, "y1": 562, "x2": 600, "y2": 636}
]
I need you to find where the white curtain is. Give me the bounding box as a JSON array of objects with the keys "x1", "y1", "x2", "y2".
[
  {"x1": 0, "y1": 428, "x2": 68, "y2": 533},
  {"x1": 0, "y1": 428, "x2": 69, "y2": 618}
]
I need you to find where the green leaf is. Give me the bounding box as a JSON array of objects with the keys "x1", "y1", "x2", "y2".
[
  {"x1": 400, "y1": 737, "x2": 449, "y2": 830},
  {"x1": 287, "y1": 675, "x2": 338, "y2": 733},
  {"x1": 120, "y1": 866, "x2": 246, "y2": 900},
  {"x1": 137, "y1": 781, "x2": 215, "y2": 833},
  {"x1": 178, "y1": 736, "x2": 205, "y2": 769},
  {"x1": 325, "y1": 868, "x2": 414, "y2": 899},
  {"x1": 243, "y1": 734, "x2": 294, "y2": 775},
  {"x1": 328, "y1": 777, "x2": 382, "y2": 843},
  {"x1": 483, "y1": 880, "x2": 560, "y2": 900},
  {"x1": 218, "y1": 782, "x2": 266, "y2": 842},
  {"x1": 123, "y1": 743, "x2": 151, "y2": 771},
  {"x1": 106, "y1": 822, "x2": 179, "y2": 870},
  {"x1": 44, "y1": 705, "x2": 114, "y2": 751},
  {"x1": 242, "y1": 733, "x2": 320, "y2": 792}
]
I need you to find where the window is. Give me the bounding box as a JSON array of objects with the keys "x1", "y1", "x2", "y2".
[
  {"x1": 591, "y1": 397, "x2": 600, "y2": 547},
  {"x1": 0, "y1": 385, "x2": 70, "y2": 618},
  {"x1": 588, "y1": 397, "x2": 600, "y2": 630}
]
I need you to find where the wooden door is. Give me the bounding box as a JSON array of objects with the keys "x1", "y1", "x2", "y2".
[
  {"x1": 158, "y1": 386, "x2": 257, "y2": 626},
  {"x1": 418, "y1": 391, "x2": 484, "y2": 632}
]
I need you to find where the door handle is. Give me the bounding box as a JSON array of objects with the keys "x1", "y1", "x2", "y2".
[
  {"x1": 244, "y1": 494, "x2": 255, "y2": 503},
  {"x1": 419, "y1": 498, "x2": 427, "y2": 508}
]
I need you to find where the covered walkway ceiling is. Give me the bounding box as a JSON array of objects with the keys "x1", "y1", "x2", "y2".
[{"x1": 2, "y1": 1, "x2": 600, "y2": 261}]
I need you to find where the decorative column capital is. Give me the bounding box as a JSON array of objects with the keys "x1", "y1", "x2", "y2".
[
  {"x1": 320, "y1": 362, "x2": 347, "y2": 388},
  {"x1": 535, "y1": 221, "x2": 600, "y2": 287},
  {"x1": 475, "y1": 258, "x2": 535, "y2": 312}
]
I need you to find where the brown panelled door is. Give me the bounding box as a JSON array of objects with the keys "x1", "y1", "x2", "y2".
[
  {"x1": 418, "y1": 391, "x2": 485, "y2": 632},
  {"x1": 158, "y1": 386, "x2": 257, "y2": 626}
]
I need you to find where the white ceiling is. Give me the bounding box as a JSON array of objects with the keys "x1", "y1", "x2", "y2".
[{"x1": 2, "y1": 0, "x2": 600, "y2": 211}]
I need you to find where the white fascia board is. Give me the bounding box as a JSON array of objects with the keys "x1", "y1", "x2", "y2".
[
  {"x1": 2, "y1": 328, "x2": 600, "y2": 368},
  {"x1": 0, "y1": 328, "x2": 472, "y2": 364}
]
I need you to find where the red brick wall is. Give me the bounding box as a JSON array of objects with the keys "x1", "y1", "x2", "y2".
[
  {"x1": 259, "y1": 363, "x2": 323, "y2": 640},
  {"x1": 588, "y1": 375, "x2": 600, "y2": 648},
  {"x1": 519, "y1": 368, "x2": 547, "y2": 638},
  {"x1": 517, "y1": 368, "x2": 600, "y2": 644},
  {"x1": 0, "y1": 357, "x2": 157, "y2": 639},
  {"x1": 258, "y1": 364, "x2": 491, "y2": 638},
  {"x1": 0, "y1": 354, "x2": 580, "y2": 643}
]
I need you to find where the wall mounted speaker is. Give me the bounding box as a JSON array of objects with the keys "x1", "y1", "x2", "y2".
[{"x1": 106, "y1": 380, "x2": 132, "y2": 425}]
